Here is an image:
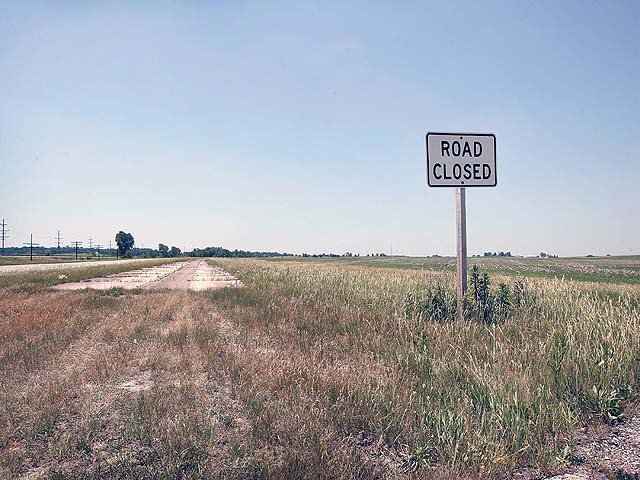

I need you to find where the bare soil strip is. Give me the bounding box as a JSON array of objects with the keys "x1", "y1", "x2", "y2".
[
  {"x1": 53, "y1": 260, "x2": 242, "y2": 291},
  {"x1": 543, "y1": 411, "x2": 640, "y2": 479}
]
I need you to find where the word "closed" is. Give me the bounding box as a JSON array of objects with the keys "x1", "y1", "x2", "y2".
[{"x1": 433, "y1": 163, "x2": 492, "y2": 181}]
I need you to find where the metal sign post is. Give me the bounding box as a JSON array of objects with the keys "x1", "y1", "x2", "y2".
[
  {"x1": 426, "y1": 132, "x2": 496, "y2": 319},
  {"x1": 456, "y1": 187, "x2": 467, "y2": 317}
]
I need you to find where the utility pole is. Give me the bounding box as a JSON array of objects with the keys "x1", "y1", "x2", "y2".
[
  {"x1": 95, "y1": 244, "x2": 103, "y2": 260},
  {"x1": 71, "y1": 241, "x2": 83, "y2": 260},
  {"x1": 55, "y1": 230, "x2": 63, "y2": 254},
  {"x1": 22, "y1": 234, "x2": 40, "y2": 261},
  {"x1": 88, "y1": 236, "x2": 93, "y2": 250},
  {"x1": 0, "y1": 219, "x2": 8, "y2": 256}
]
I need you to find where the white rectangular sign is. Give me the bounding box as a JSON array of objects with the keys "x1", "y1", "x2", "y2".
[{"x1": 426, "y1": 132, "x2": 496, "y2": 187}]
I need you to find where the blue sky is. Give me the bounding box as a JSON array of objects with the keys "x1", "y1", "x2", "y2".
[{"x1": 1, "y1": 1, "x2": 638, "y2": 256}]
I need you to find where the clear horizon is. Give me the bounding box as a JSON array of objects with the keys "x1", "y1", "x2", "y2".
[{"x1": 2, "y1": 1, "x2": 638, "y2": 257}]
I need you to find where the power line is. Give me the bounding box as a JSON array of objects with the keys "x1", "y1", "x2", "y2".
[
  {"x1": 56, "y1": 229, "x2": 63, "y2": 253},
  {"x1": 71, "y1": 241, "x2": 83, "y2": 260},
  {"x1": 22, "y1": 234, "x2": 40, "y2": 261},
  {"x1": 0, "y1": 219, "x2": 8, "y2": 256}
]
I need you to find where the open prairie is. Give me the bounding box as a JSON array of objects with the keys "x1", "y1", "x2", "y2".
[
  {"x1": 1, "y1": 257, "x2": 638, "y2": 479},
  {"x1": 267, "y1": 255, "x2": 640, "y2": 284}
]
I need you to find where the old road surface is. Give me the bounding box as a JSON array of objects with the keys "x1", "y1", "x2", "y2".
[
  {"x1": 0, "y1": 258, "x2": 162, "y2": 275},
  {"x1": 52, "y1": 260, "x2": 242, "y2": 291}
]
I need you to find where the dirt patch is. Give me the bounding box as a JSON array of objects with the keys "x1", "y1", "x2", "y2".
[
  {"x1": 542, "y1": 409, "x2": 640, "y2": 480},
  {"x1": 544, "y1": 466, "x2": 608, "y2": 480},
  {"x1": 117, "y1": 371, "x2": 154, "y2": 392},
  {"x1": 574, "y1": 410, "x2": 640, "y2": 477}
]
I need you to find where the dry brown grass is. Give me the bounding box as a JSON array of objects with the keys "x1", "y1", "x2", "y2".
[
  {"x1": 0, "y1": 259, "x2": 638, "y2": 479},
  {"x1": 0, "y1": 283, "x2": 259, "y2": 479}
]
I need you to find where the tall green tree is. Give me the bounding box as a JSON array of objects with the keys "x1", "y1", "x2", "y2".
[
  {"x1": 169, "y1": 246, "x2": 181, "y2": 258},
  {"x1": 158, "y1": 243, "x2": 169, "y2": 257},
  {"x1": 115, "y1": 231, "x2": 135, "y2": 257}
]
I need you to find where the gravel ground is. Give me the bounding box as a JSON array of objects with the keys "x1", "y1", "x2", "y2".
[{"x1": 543, "y1": 410, "x2": 640, "y2": 480}]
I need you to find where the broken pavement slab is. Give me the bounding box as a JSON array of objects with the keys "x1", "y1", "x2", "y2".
[{"x1": 53, "y1": 260, "x2": 243, "y2": 291}]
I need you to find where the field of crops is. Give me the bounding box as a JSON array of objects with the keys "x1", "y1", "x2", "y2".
[
  {"x1": 268, "y1": 255, "x2": 640, "y2": 285},
  {"x1": 1, "y1": 257, "x2": 638, "y2": 478}
]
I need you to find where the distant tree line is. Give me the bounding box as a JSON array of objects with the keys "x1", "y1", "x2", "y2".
[
  {"x1": 483, "y1": 251, "x2": 512, "y2": 257},
  {"x1": 0, "y1": 228, "x2": 391, "y2": 260},
  {"x1": 188, "y1": 246, "x2": 292, "y2": 258},
  {"x1": 158, "y1": 244, "x2": 182, "y2": 258},
  {"x1": 300, "y1": 252, "x2": 364, "y2": 258},
  {"x1": 0, "y1": 245, "x2": 386, "y2": 259},
  {"x1": 187, "y1": 248, "x2": 377, "y2": 258}
]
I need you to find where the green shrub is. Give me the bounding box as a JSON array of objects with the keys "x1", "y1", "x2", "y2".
[
  {"x1": 405, "y1": 284, "x2": 457, "y2": 323},
  {"x1": 466, "y1": 266, "x2": 536, "y2": 324}
]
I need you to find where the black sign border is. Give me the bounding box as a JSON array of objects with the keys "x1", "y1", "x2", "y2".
[{"x1": 425, "y1": 132, "x2": 497, "y2": 188}]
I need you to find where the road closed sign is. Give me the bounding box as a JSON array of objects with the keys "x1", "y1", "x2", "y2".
[{"x1": 426, "y1": 132, "x2": 496, "y2": 187}]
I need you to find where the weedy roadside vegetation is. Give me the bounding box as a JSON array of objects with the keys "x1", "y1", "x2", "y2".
[
  {"x1": 0, "y1": 268, "x2": 258, "y2": 479},
  {"x1": 0, "y1": 258, "x2": 638, "y2": 479},
  {"x1": 277, "y1": 255, "x2": 640, "y2": 285},
  {"x1": 210, "y1": 259, "x2": 640, "y2": 478}
]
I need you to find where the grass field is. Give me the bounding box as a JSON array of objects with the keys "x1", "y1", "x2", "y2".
[
  {"x1": 267, "y1": 255, "x2": 640, "y2": 285},
  {"x1": 0, "y1": 256, "x2": 119, "y2": 266},
  {"x1": 0, "y1": 257, "x2": 638, "y2": 478}
]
